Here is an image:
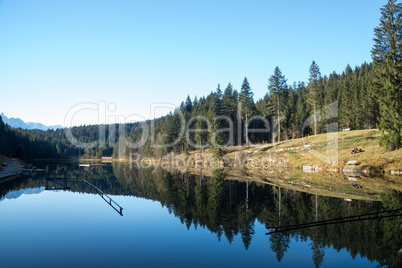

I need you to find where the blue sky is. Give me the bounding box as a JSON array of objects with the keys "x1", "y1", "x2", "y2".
[{"x1": 0, "y1": 0, "x2": 384, "y2": 126}]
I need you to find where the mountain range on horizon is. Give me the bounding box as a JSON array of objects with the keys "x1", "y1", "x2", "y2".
[{"x1": 0, "y1": 113, "x2": 63, "y2": 131}]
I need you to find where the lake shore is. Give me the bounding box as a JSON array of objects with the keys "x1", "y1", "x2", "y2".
[
  {"x1": 0, "y1": 158, "x2": 25, "y2": 182},
  {"x1": 107, "y1": 129, "x2": 401, "y2": 175},
  {"x1": 105, "y1": 129, "x2": 400, "y2": 201}
]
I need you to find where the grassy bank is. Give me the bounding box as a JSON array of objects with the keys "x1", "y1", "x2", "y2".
[
  {"x1": 98, "y1": 129, "x2": 401, "y2": 173},
  {"x1": 131, "y1": 129, "x2": 401, "y2": 175},
  {"x1": 227, "y1": 129, "x2": 401, "y2": 172},
  {"x1": 170, "y1": 129, "x2": 400, "y2": 172}
]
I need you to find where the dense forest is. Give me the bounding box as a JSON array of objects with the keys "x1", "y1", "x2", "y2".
[
  {"x1": 0, "y1": 116, "x2": 141, "y2": 159},
  {"x1": 0, "y1": 0, "x2": 401, "y2": 160},
  {"x1": 0, "y1": 61, "x2": 379, "y2": 160},
  {"x1": 117, "y1": 61, "x2": 378, "y2": 160}
]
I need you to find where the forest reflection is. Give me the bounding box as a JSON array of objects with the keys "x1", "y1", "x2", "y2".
[{"x1": 0, "y1": 163, "x2": 401, "y2": 267}]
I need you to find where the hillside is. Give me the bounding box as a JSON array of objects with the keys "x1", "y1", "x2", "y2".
[
  {"x1": 147, "y1": 129, "x2": 401, "y2": 173},
  {"x1": 228, "y1": 129, "x2": 401, "y2": 172}
]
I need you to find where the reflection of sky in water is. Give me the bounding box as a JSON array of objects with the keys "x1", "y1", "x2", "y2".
[{"x1": 0, "y1": 190, "x2": 378, "y2": 267}]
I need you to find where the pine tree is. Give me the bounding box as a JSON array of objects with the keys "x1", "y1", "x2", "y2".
[
  {"x1": 0, "y1": 116, "x2": 8, "y2": 155},
  {"x1": 268, "y1": 67, "x2": 288, "y2": 142},
  {"x1": 339, "y1": 65, "x2": 355, "y2": 129},
  {"x1": 184, "y1": 95, "x2": 193, "y2": 115},
  {"x1": 286, "y1": 84, "x2": 297, "y2": 139},
  {"x1": 360, "y1": 63, "x2": 379, "y2": 129},
  {"x1": 295, "y1": 82, "x2": 309, "y2": 137},
  {"x1": 307, "y1": 61, "x2": 322, "y2": 135},
  {"x1": 209, "y1": 85, "x2": 225, "y2": 159},
  {"x1": 239, "y1": 77, "x2": 256, "y2": 144},
  {"x1": 222, "y1": 83, "x2": 238, "y2": 146},
  {"x1": 371, "y1": 0, "x2": 402, "y2": 150},
  {"x1": 222, "y1": 83, "x2": 236, "y2": 117}
]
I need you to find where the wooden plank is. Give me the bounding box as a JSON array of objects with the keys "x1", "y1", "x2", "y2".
[
  {"x1": 266, "y1": 208, "x2": 402, "y2": 235},
  {"x1": 82, "y1": 179, "x2": 123, "y2": 216}
]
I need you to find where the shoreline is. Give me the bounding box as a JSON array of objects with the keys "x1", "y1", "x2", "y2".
[
  {"x1": 30, "y1": 130, "x2": 400, "y2": 175},
  {"x1": 0, "y1": 159, "x2": 25, "y2": 183}
]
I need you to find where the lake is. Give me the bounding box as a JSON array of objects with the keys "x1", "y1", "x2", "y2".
[{"x1": 0, "y1": 162, "x2": 401, "y2": 267}]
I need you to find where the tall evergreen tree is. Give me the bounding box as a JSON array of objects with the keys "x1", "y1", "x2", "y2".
[
  {"x1": 184, "y1": 95, "x2": 193, "y2": 115},
  {"x1": 222, "y1": 83, "x2": 238, "y2": 146},
  {"x1": 222, "y1": 83, "x2": 236, "y2": 117},
  {"x1": 339, "y1": 65, "x2": 355, "y2": 129},
  {"x1": 268, "y1": 67, "x2": 288, "y2": 142},
  {"x1": 209, "y1": 85, "x2": 225, "y2": 159},
  {"x1": 307, "y1": 61, "x2": 322, "y2": 135},
  {"x1": 286, "y1": 84, "x2": 297, "y2": 139},
  {"x1": 371, "y1": 0, "x2": 402, "y2": 150},
  {"x1": 0, "y1": 116, "x2": 8, "y2": 155},
  {"x1": 239, "y1": 77, "x2": 256, "y2": 144},
  {"x1": 295, "y1": 82, "x2": 309, "y2": 137}
]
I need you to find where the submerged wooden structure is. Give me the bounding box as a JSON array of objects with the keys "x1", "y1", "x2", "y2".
[
  {"x1": 266, "y1": 208, "x2": 402, "y2": 235},
  {"x1": 40, "y1": 163, "x2": 124, "y2": 216},
  {"x1": 82, "y1": 179, "x2": 123, "y2": 216}
]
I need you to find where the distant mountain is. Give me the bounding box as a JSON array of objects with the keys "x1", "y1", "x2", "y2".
[
  {"x1": 0, "y1": 113, "x2": 63, "y2": 131},
  {"x1": 0, "y1": 187, "x2": 46, "y2": 202}
]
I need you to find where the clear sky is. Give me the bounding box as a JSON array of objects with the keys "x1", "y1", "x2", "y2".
[{"x1": 0, "y1": 0, "x2": 385, "y2": 127}]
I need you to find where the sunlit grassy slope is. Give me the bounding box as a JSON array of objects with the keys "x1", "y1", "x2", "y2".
[{"x1": 229, "y1": 129, "x2": 401, "y2": 171}]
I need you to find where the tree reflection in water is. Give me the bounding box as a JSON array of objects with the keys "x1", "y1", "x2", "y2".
[{"x1": 1, "y1": 163, "x2": 401, "y2": 267}]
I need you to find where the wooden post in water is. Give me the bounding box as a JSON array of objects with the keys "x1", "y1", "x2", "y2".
[
  {"x1": 64, "y1": 164, "x2": 68, "y2": 178},
  {"x1": 46, "y1": 164, "x2": 49, "y2": 179}
]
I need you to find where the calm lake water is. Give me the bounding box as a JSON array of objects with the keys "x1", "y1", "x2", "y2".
[{"x1": 0, "y1": 163, "x2": 401, "y2": 267}]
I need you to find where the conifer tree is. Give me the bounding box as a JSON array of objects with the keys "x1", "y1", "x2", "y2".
[
  {"x1": 339, "y1": 65, "x2": 355, "y2": 129},
  {"x1": 371, "y1": 0, "x2": 402, "y2": 150},
  {"x1": 307, "y1": 61, "x2": 321, "y2": 135},
  {"x1": 222, "y1": 83, "x2": 236, "y2": 118},
  {"x1": 268, "y1": 67, "x2": 288, "y2": 142},
  {"x1": 286, "y1": 83, "x2": 297, "y2": 139},
  {"x1": 209, "y1": 85, "x2": 225, "y2": 159},
  {"x1": 222, "y1": 83, "x2": 238, "y2": 145},
  {"x1": 239, "y1": 77, "x2": 256, "y2": 144},
  {"x1": 295, "y1": 82, "x2": 309, "y2": 137}
]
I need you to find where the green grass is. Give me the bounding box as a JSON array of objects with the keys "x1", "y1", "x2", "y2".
[
  {"x1": 286, "y1": 176, "x2": 299, "y2": 182},
  {"x1": 287, "y1": 150, "x2": 300, "y2": 159}
]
